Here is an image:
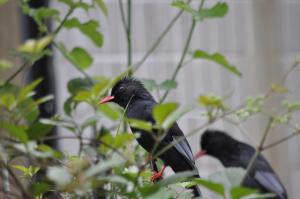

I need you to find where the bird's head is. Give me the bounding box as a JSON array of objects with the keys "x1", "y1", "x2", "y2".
[
  {"x1": 99, "y1": 77, "x2": 154, "y2": 108},
  {"x1": 195, "y1": 129, "x2": 236, "y2": 159}
]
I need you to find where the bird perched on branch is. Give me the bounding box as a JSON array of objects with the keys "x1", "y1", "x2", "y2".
[
  {"x1": 195, "y1": 129, "x2": 288, "y2": 199},
  {"x1": 100, "y1": 77, "x2": 201, "y2": 197}
]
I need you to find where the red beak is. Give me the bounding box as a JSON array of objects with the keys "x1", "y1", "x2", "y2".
[
  {"x1": 194, "y1": 150, "x2": 206, "y2": 159},
  {"x1": 99, "y1": 96, "x2": 115, "y2": 104}
]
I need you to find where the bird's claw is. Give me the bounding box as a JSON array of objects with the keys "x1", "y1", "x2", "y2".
[{"x1": 151, "y1": 171, "x2": 163, "y2": 182}]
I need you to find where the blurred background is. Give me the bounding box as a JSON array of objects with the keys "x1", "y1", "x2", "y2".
[{"x1": 1, "y1": 0, "x2": 300, "y2": 198}]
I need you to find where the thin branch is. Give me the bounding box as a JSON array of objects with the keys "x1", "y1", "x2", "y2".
[
  {"x1": 4, "y1": 62, "x2": 30, "y2": 85},
  {"x1": 118, "y1": 0, "x2": 128, "y2": 36},
  {"x1": 53, "y1": 6, "x2": 75, "y2": 35},
  {"x1": 132, "y1": 0, "x2": 192, "y2": 73},
  {"x1": 159, "y1": 0, "x2": 205, "y2": 102},
  {"x1": 127, "y1": 0, "x2": 132, "y2": 69},
  {"x1": 263, "y1": 130, "x2": 300, "y2": 150},
  {"x1": 241, "y1": 117, "x2": 274, "y2": 184}
]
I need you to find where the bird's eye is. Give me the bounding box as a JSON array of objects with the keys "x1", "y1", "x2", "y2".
[{"x1": 119, "y1": 86, "x2": 125, "y2": 92}]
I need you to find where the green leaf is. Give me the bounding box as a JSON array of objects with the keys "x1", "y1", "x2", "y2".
[
  {"x1": 271, "y1": 83, "x2": 289, "y2": 94},
  {"x1": 0, "y1": 121, "x2": 28, "y2": 143},
  {"x1": 199, "y1": 2, "x2": 228, "y2": 20},
  {"x1": 56, "y1": 43, "x2": 92, "y2": 70},
  {"x1": 69, "y1": 47, "x2": 93, "y2": 70},
  {"x1": 0, "y1": 0, "x2": 8, "y2": 6},
  {"x1": 127, "y1": 118, "x2": 153, "y2": 133},
  {"x1": 94, "y1": 0, "x2": 108, "y2": 16},
  {"x1": 0, "y1": 59, "x2": 13, "y2": 70},
  {"x1": 198, "y1": 94, "x2": 225, "y2": 109},
  {"x1": 64, "y1": 18, "x2": 103, "y2": 47},
  {"x1": 18, "y1": 78, "x2": 43, "y2": 101},
  {"x1": 160, "y1": 171, "x2": 198, "y2": 186},
  {"x1": 18, "y1": 35, "x2": 53, "y2": 53},
  {"x1": 30, "y1": 182, "x2": 51, "y2": 196},
  {"x1": 47, "y1": 167, "x2": 72, "y2": 187},
  {"x1": 161, "y1": 105, "x2": 192, "y2": 130},
  {"x1": 208, "y1": 167, "x2": 246, "y2": 190},
  {"x1": 153, "y1": 103, "x2": 178, "y2": 126},
  {"x1": 231, "y1": 186, "x2": 257, "y2": 199},
  {"x1": 98, "y1": 103, "x2": 122, "y2": 120},
  {"x1": 141, "y1": 78, "x2": 157, "y2": 91},
  {"x1": 85, "y1": 155, "x2": 125, "y2": 177},
  {"x1": 172, "y1": 1, "x2": 228, "y2": 21},
  {"x1": 191, "y1": 178, "x2": 225, "y2": 196},
  {"x1": 159, "y1": 80, "x2": 177, "y2": 91},
  {"x1": 27, "y1": 121, "x2": 53, "y2": 140},
  {"x1": 194, "y1": 50, "x2": 241, "y2": 76},
  {"x1": 67, "y1": 78, "x2": 93, "y2": 95}
]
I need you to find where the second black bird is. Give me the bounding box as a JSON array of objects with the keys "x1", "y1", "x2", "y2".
[{"x1": 195, "y1": 129, "x2": 288, "y2": 199}]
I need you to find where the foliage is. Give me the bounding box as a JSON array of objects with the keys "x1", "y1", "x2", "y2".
[{"x1": 0, "y1": 0, "x2": 298, "y2": 199}]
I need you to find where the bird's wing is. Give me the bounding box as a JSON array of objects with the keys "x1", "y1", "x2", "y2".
[
  {"x1": 252, "y1": 156, "x2": 287, "y2": 199},
  {"x1": 143, "y1": 104, "x2": 195, "y2": 165},
  {"x1": 169, "y1": 124, "x2": 195, "y2": 164}
]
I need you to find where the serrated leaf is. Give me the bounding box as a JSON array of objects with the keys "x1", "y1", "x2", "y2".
[
  {"x1": 194, "y1": 50, "x2": 241, "y2": 76},
  {"x1": 69, "y1": 47, "x2": 93, "y2": 70},
  {"x1": 94, "y1": 0, "x2": 108, "y2": 16},
  {"x1": 159, "y1": 80, "x2": 177, "y2": 91},
  {"x1": 153, "y1": 103, "x2": 178, "y2": 126}
]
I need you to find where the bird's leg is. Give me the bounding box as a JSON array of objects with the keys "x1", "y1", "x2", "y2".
[{"x1": 151, "y1": 165, "x2": 166, "y2": 182}]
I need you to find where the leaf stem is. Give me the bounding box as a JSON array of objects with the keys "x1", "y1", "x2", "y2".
[{"x1": 132, "y1": 0, "x2": 192, "y2": 73}]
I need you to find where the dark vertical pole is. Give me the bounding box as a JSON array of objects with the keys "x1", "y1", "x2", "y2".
[{"x1": 20, "y1": 0, "x2": 57, "y2": 148}]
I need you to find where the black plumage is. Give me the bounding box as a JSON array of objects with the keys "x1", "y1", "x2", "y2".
[
  {"x1": 100, "y1": 77, "x2": 201, "y2": 196},
  {"x1": 199, "y1": 129, "x2": 288, "y2": 199}
]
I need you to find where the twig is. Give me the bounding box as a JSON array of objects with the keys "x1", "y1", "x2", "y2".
[
  {"x1": 263, "y1": 130, "x2": 300, "y2": 151},
  {"x1": 132, "y1": 0, "x2": 192, "y2": 73},
  {"x1": 53, "y1": 5, "x2": 75, "y2": 35},
  {"x1": 127, "y1": 0, "x2": 132, "y2": 69},
  {"x1": 159, "y1": 0, "x2": 205, "y2": 102},
  {"x1": 4, "y1": 62, "x2": 29, "y2": 85},
  {"x1": 241, "y1": 117, "x2": 274, "y2": 184}
]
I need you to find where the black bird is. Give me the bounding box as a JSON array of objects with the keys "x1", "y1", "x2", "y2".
[
  {"x1": 100, "y1": 77, "x2": 201, "y2": 196},
  {"x1": 195, "y1": 129, "x2": 288, "y2": 199}
]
